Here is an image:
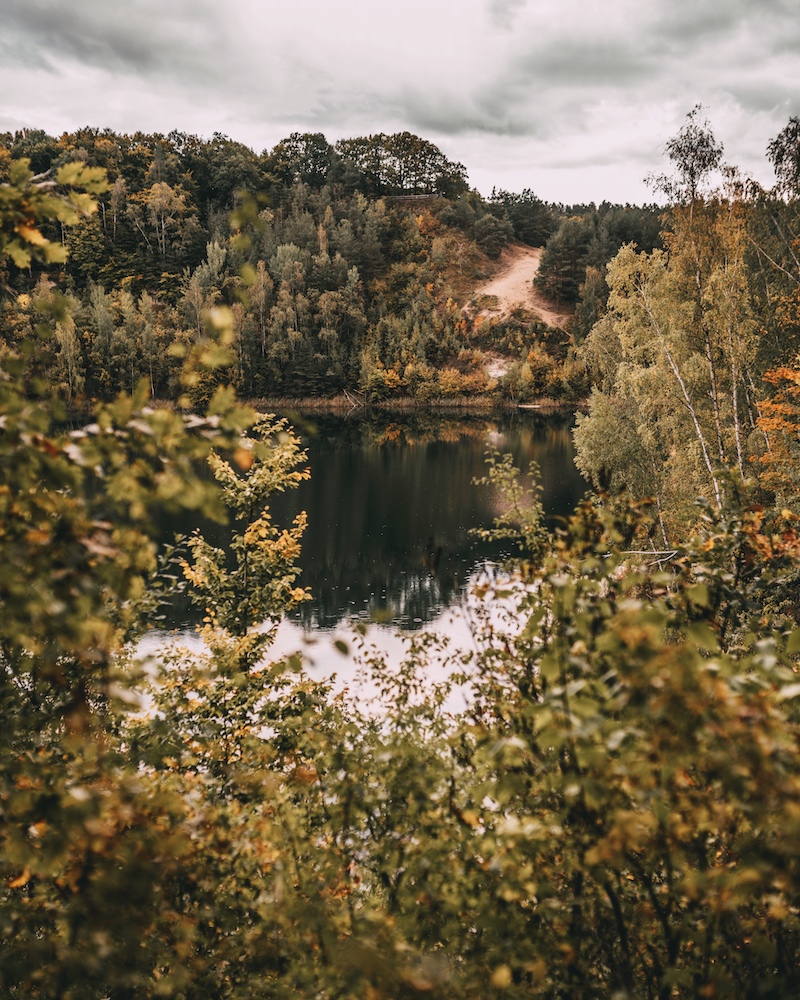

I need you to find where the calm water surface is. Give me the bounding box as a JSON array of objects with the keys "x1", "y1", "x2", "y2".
[
  {"x1": 265, "y1": 409, "x2": 585, "y2": 664},
  {"x1": 147, "y1": 409, "x2": 586, "y2": 681}
]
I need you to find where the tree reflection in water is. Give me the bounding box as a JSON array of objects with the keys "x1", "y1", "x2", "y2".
[{"x1": 266, "y1": 408, "x2": 586, "y2": 632}]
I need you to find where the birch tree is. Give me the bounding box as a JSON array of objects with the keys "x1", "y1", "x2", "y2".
[{"x1": 575, "y1": 241, "x2": 752, "y2": 533}]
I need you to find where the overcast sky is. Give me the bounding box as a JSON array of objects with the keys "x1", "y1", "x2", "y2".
[{"x1": 2, "y1": 0, "x2": 798, "y2": 204}]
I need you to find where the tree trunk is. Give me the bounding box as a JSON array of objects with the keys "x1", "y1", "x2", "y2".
[{"x1": 639, "y1": 282, "x2": 723, "y2": 508}]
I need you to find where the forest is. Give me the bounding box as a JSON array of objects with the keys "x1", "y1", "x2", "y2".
[
  {"x1": 3, "y1": 112, "x2": 800, "y2": 997},
  {"x1": 0, "y1": 126, "x2": 666, "y2": 408}
]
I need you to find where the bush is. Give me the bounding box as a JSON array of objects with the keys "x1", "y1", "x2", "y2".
[
  {"x1": 403, "y1": 360, "x2": 438, "y2": 400},
  {"x1": 472, "y1": 213, "x2": 514, "y2": 258}
]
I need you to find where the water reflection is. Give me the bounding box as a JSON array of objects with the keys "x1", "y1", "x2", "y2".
[{"x1": 266, "y1": 408, "x2": 586, "y2": 631}]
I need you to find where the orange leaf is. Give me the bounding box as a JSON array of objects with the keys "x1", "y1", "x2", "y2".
[
  {"x1": 233, "y1": 446, "x2": 255, "y2": 471},
  {"x1": 9, "y1": 869, "x2": 31, "y2": 888}
]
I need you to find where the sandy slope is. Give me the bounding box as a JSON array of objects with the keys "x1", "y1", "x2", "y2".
[{"x1": 472, "y1": 244, "x2": 572, "y2": 330}]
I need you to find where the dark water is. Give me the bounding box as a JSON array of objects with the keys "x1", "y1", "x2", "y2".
[{"x1": 266, "y1": 408, "x2": 587, "y2": 633}]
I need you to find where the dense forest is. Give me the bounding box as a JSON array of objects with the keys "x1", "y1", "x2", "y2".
[
  {"x1": 1, "y1": 126, "x2": 664, "y2": 408},
  {"x1": 3, "y1": 112, "x2": 800, "y2": 997}
]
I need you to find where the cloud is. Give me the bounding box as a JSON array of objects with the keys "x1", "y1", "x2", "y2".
[
  {"x1": 487, "y1": 0, "x2": 529, "y2": 30},
  {"x1": 0, "y1": 0, "x2": 797, "y2": 203},
  {"x1": 653, "y1": 1, "x2": 749, "y2": 45},
  {"x1": 1, "y1": 0, "x2": 229, "y2": 80},
  {"x1": 504, "y1": 42, "x2": 648, "y2": 97}
]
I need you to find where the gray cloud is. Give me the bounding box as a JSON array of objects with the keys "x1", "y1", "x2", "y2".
[
  {"x1": 1, "y1": 0, "x2": 229, "y2": 79},
  {"x1": 487, "y1": 0, "x2": 529, "y2": 30},
  {"x1": 0, "y1": 36, "x2": 54, "y2": 73},
  {"x1": 512, "y1": 43, "x2": 648, "y2": 89},
  {"x1": 726, "y1": 81, "x2": 799, "y2": 115},
  {"x1": 653, "y1": 2, "x2": 749, "y2": 45},
  {"x1": 649, "y1": 0, "x2": 800, "y2": 64}
]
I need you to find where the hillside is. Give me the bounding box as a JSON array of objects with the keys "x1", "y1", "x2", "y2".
[{"x1": 0, "y1": 128, "x2": 600, "y2": 408}]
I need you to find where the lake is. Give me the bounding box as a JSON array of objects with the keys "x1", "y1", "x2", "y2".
[
  {"x1": 145, "y1": 408, "x2": 586, "y2": 684},
  {"x1": 265, "y1": 407, "x2": 586, "y2": 674}
]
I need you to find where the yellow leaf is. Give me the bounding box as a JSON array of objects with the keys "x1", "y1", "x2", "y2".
[
  {"x1": 491, "y1": 965, "x2": 512, "y2": 988},
  {"x1": 24, "y1": 528, "x2": 51, "y2": 545},
  {"x1": 15, "y1": 224, "x2": 47, "y2": 246},
  {"x1": 291, "y1": 765, "x2": 318, "y2": 785},
  {"x1": 524, "y1": 958, "x2": 547, "y2": 984}
]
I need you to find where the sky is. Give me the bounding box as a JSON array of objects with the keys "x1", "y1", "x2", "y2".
[{"x1": 1, "y1": 0, "x2": 798, "y2": 205}]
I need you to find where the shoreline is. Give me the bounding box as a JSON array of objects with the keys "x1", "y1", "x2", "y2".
[
  {"x1": 246, "y1": 393, "x2": 583, "y2": 414},
  {"x1": 58, "y1": 394, "x2": 586, "y2": 428}
]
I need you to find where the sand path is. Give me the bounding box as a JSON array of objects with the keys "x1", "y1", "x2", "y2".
[{"x1": 473, "y1": 244, "x2": 572, "y2": 330}]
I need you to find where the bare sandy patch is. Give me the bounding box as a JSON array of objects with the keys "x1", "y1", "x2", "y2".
[{"x1": 471, "y1": 245, "x2": 573, "y2": 330}]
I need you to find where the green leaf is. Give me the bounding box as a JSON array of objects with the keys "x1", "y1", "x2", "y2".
[
  {"x1": 786, "y1": 628, "x2": 800, "y2": 654},
  {"x1": 686, "y1": 583, "x2": 710, "y2": 608},
  {"x1": 685, "y1": 622, "x2": 719, "y2": 652},
  {"x1": 57, "y1": 162, "x2": 110, "y2": 194},
  {"x1": 7, "y1": 241, "x2": 31, "y2": 268},
  {"x1": 9, "y1": 158, "x2": 33, "y2": 184}
]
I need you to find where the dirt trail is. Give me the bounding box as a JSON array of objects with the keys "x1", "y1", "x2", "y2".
[{"x1": 472, "y1": 244, "x2": 572, "y2": 330}]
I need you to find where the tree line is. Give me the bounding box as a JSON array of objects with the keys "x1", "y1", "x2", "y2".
[
  {"x1": 1, "y1": 127, "x2": 663, "y2": 409},
  {"x1": 4, "y1": 114, "x2": 800, "y2": 535}
]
